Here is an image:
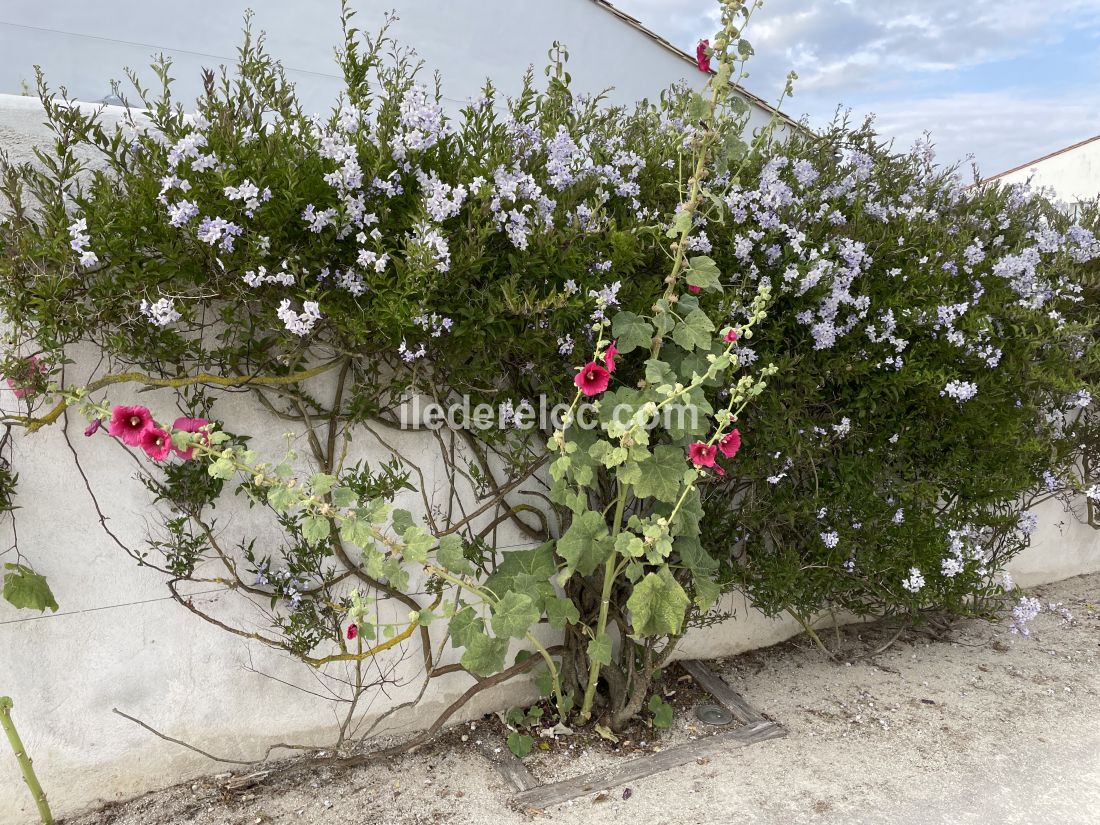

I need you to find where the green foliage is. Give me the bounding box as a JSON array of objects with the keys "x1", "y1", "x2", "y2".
[{"x1": 2, "y1": 564, "x2": 58, "y2": 613}]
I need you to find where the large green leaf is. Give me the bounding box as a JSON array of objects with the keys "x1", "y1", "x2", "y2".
[
  {"x1": 460, "y1": 633, "x2": 508, "y2": 676},
  {"x1": 545, "y1": 597, "x2": 580, "y2": 630},
  {"x1": 449, "y1": 605, "x2": 484, "y2": 649},
  {"x1": 490, "y1": 591, "x2": 540, "y2": 639},
  {"x1": 627, "y1": 567, "x2": 689, "y2": 637},
  {"x1": 557, "y1": 511, "x2": 612, "y2": 576},
  {"x1": 630, "y1": 445, "x2": 687, "y2": 503},
  {"x1": 436, "y1": 534, "x2": 473, "y2": 575},
  {"x1": 672, "y1": 308, "x2": 715, "y2": 351},
  {"x1": 2, "y1": 564, "x2": 58, "y2": 613},
  {"x1": 612, "y1": 311, "x2": 654, "y2": 354},
  {"x1": 484, "y1": 542, "x2": 556, "y2": 601}
]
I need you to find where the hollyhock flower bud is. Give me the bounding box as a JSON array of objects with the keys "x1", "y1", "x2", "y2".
[
  {"x1": 574, "y1": 362, "x2": 611, "y2": 396},
  {"x1": 140, "y1": 427, "x2": 173, "y2": 461},
  {"x1": 347, "y1": 623, "x2": 359, "y2": 641},
  {"x1": 724, "y1": 328, "x2": 739, "y2": 343},
  {"x1": 172, "y1": 416, "x2": 210, "y2": 460},
  {"x1": 84, "y1": 419, "x2": 102, "y2": 437},
  {"x1": 687, "y1": 285, "x2": 702, "y2": 294},
  {"x1": 696, "y1": 39, "x2": 711, "y2": 73},
  {"x1": 109, "y1": 405, "x2": 154, "y2": 446},
  {"x1": 604, "y1": 340, "x2": 618, "y2": 374},
  {"x1": 718, "y1": 428, "x2": 741, "y2": 458}
]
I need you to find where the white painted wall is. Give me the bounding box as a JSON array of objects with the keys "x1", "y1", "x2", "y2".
[
  {"x1": 0, "y1": 87, "x2": 1096, "y2": 825},
  {"x1": 985, "y1": 135, "x2": 1100, "y2": 214},
  {"x1": 0, "y1": 0, "x2": 786, "y2": 136}
]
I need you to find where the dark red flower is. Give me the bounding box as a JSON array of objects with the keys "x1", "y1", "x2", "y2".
[
  {"x1": 109, "y1": 405, "x2": 154, "y2": 446},
  {"x1": 140, "y1": 426, "x2": 173, "y2": 461},
  {"x1": 696, "y1": 39, "x2": 711, "y2": 73},
  {"x1": 687, "y1": 284, "x2": 702, "y2": 294},
  {"x1": 718, "y1": 428, "x2": 741, "y2": 459},
  {"x1": 724, "y1": 328, "x2": 739, "y2": 343},
  {"x1": 347, "y1": 623, "x2": 359, "y2": 641},
  {"x1": 604, "y1": 340, "x2": 619, "y2": 374},
  {"x1": 172, "y1": 416, "x2": 210, "y2": 460},
  {"x1": 689, "y1": 441, "x2": 725, "y2": 476},
  {"x1": 574, "y1": 362, "x2": 611, "y2": 396}
]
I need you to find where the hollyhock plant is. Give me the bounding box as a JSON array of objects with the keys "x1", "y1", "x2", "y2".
[
  {"x1": 171, "y1": 417, "x2": 210, "y2": 460},
  {"x1": 108, "y1": 405, "x2": 154, "y2": 446},
  {"x1": 696, "y1": 39, "x2": 711, "y2": 73},
  {"x1": 141, "y1": 426, "x2": 173, "y2": 461},
  {"x1": 574, "y1": 362, "x2": 610, "y2": 396}
]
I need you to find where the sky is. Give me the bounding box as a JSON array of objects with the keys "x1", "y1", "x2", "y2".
[{"x1": 613, "y1": 0, "x2": 1100, "y2": 177}]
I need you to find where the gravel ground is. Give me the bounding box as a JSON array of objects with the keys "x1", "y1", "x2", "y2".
[{"x1": 64, "y1": 572, "x2": 1100, "y2": 825}]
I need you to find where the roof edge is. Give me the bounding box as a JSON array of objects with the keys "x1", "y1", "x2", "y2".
[{"x1": 980, "y1": 132, "x2": 1100, "y2": 185}]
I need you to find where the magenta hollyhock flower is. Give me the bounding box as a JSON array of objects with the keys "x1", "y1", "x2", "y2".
[
  {"x1": 724, "y1": 328, "x2": 739, "y2": 343},
  {"x1": 687, "y1": 284, "x2": 702, "y2": 295},
  {"x1": 140, "y1": 426, "x2": 173, "y2": 461},
  {"x1": 696, "y1": 39, "x2": 711, "y2": 73},
  {"x1": 574, "y1": 362, "x2": 610, "y2": 396},
  {"x1": 84, "y1": 419, "x2": 102, "y2": 437},
  {"x1": 689, "y1": 442, "x2": 718, "y2": 467},
  {"x1": 604, "y1": 340, "x2": 619, "y2": 374},
  {"x1": 109, "y1": 405, "x2": 154, "y2": 446},
  {"x1": 6, "y1": 355, "x2": 47, "y2": 399},
  {"x1": 346, "y1": 623, "x2": 359, "y2": 641},
  {"x1": 171, "y1": 416, "x2": 210, "y2": 460},
  {"x1": 718, "y1": 428, "x2": 742, "y2": 459}
]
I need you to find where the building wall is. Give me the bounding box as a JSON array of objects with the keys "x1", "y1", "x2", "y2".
[
  {"x1": 987, "y1": 136, "x2": 1100, "y2": 213},
  {"x1": 0, "y1": 79, "x2": 1096, "y2": 825},
  {"x1": 0, "y1": 0, "x2": 785, "y2": 135}
]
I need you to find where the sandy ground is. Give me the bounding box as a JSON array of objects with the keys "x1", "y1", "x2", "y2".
[{"x1": 62, "y1": 572, "x2": 1100, "y2": 825}]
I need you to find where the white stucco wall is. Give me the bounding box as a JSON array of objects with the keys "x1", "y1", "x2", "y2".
[
  {"x1": 0, "y1": 82, "x2": 1096, "y2": 825},
  {"x1": 985, "y1": 134, "x2": 1100, "y2": 212},
  {"x1": 0, "y1": 0, "x2": 788, "y2": 136}
]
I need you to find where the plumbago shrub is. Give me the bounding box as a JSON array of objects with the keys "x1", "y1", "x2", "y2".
[
  {"x1": 694, "y1": 124, "x2": 1100, "y2": 638},
  {"x1": 0, "y1": 0, "x2": 1096, "y2": 751}
]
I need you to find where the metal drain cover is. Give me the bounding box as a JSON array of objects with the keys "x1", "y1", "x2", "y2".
[{"x1": 695, "y1": 704, "x2": 734, "y2": 726}]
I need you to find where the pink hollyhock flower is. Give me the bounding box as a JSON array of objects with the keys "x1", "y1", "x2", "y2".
[
  {"x1": 718, "y1": 428, "x2": 742, "y2": 459},
  {"x1": 687, "y1": 284, "x2": 702, "y2": 295},
  {"x1": 689, "y1": 442, "x2": 721, "y2": 472},
  {"x1": 171, "y1": 416, "x2": 210, "y2": 460},
  {"x1": 84, "y1": 419, "x2": 102, "y2": 437},
  {"x1": 140, "y1": 426, "x2": 173, "y2": 461},
  {"x1": 696, "y1": 39, "x2": 711, "y2": 73},
  {"x1": 346, "y1": 623, "x2": 359, "y2": 641},
  {"x1": 724, "y1": 328, "x2": 739, "y2": 343},
  {"x1": 574, "y1": 362, "x2": 610, "y2": 396},
  {"x1": 6, "y1": 355, "x2": 47, "y2": 399},
  {"x1": 109, "y1": 405, "x2": 154, "y2": 446},
  {"x1": 604, "y1": 340, "x2": 619, "y2": 374}
]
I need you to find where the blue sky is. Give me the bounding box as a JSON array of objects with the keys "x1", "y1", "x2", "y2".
[{"x1": 613, "y1": 0, "x2": 1100, "y2": 177}]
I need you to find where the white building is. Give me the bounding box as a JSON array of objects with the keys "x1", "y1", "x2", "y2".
[
  {"x1": 982, "y1": 133, "x2": 1100, "y2": 218},
  {"x1": 0, "y1": 0, "x2": 795, "y2": 135}
]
